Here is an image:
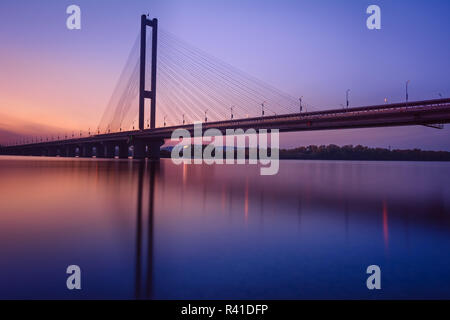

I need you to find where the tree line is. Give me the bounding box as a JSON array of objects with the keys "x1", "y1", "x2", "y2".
[{"x1": 280, "y1": 144, "x2": 450, "y2": 161}]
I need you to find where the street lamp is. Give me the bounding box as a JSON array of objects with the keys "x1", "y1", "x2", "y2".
[
  {"x1": 231, "y1": 106, "x2": 234, "y2": 120},
  {"x1": 164, "y1": 115, "x2": 167, "y2": 127},
  {"x1": 204, "y1": 109, "x2": 208, "y2": 123},
  {"x1": 346, "y1": 89, "x2": 350, "y2": 108},
  {"x1": 261, "y1": 101, "x2": 265, "y2": 117},
  {"x1": 182, "y1": 114, "x2": 185, "y2": 125},
  {"x1": 406, "y1": 80, "x2": 410, "y2": 102},
  {"x1": 299, "y1": 96, "x2": 303, "y2": 113}
]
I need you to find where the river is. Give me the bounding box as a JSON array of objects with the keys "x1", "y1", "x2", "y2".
[{"x1": 0, "y1": 156, "x2": 449, "y2": 299}]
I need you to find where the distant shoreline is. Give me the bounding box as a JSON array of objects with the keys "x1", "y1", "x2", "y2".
[
  {"x1": 279, "y1": 145, "x2": 450, "y2": 162},
  {"x1": 160, "y1": 144, "x2": 450, "y2": 162}
]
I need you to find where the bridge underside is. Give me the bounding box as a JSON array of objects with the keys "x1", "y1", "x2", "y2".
[{"x1": 1, "y1": 99, "x2": 450, "y2": 159}]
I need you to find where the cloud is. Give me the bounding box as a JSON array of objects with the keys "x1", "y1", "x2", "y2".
[{"x1": 0, "y1": 113, "x2": 75, "y2": 145}]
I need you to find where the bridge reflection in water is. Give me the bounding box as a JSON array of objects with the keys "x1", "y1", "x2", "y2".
[
  {"x1": 134, "y1": 160, "x2": 157, "y2": 299},
  {"x1": 0, "y1": 157, "x2": 449, "y2": 299}
]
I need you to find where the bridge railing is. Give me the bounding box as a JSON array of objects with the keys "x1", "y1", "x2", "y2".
[
  {"x1": 3, "y1": 98, "x2": 450, "y2": 148},
  {"x1": 148, "y1": 98, "x2": 450, "y2": 131}
]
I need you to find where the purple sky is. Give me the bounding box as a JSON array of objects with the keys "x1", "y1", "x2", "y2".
[{"x1": 0, "y1": 0, "x2": 449, "y2": 149}]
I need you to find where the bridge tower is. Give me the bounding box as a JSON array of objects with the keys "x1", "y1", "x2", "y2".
[{"x1": 139, "y1": 14, "x2": 158, "y2": 130}]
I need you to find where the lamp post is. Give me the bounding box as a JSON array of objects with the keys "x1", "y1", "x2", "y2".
[
  {"x1": 231, "y1": 106, "x2": 234, "y2": 120},
  {"x1": 299, "y1": 96, "x2": 303, "y2": 113},
  {"x1": 346, "y1": 89, "x2": 350, "y2": 109},
  {"x1": 406, "y1": 80, "x2": 410, "y2": 102}
]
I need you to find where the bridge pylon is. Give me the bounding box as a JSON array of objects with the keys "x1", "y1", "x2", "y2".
[{"x1": 139, "y1": 14, "x2": 158, "y2": 130}]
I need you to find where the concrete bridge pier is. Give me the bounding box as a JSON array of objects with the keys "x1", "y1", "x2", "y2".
[
  {"x1": 66, "y1": 145, "x2": 77, "y2": 157},
  {"x1": 133, "y1": 140, "x2": 147, "y2": 159},
  {"x1": 47, "y1": 147, "x2": 57, "y2": 157},
  {"x1": 103, "y1": 143, "x2": 116, "y2": 158},
  {"x1": 81, "y1": 144, "x2": 93, "y2": 158},
  {"x1": 147, "y1": 139, "x2": 164, "y2": 160},
  {"x1": 31, "y1": 148, "x2": 40, "y2": 157},
  {"x1": 93, "y1": 144, "x2": 104, "y2": 158},
  {"x1": 118, "y1": 143, "x2": 129, "y2": 159},
  {"x1": 61, "y1": 146, "x2": 70, "y2": 158}
]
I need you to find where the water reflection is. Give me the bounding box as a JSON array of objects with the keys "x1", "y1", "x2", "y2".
[
  {"x1": 135, "y1": 161, "x2": 144, "y2": 299},
  {"x1": 135, "y1": 160, "x2": 158, "y2": 299},
  {"x1": 382, "y1": 200, "x2": 389, "y2": 252},
  {"x1": 0, "y1": 157, "x2": 450, "y2": 299}
]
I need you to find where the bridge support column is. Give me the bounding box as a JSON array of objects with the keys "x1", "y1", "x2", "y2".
[
  {"x1": 47, "y1": 147, "x2": 57, "y2": 157},
  {"x1": 81, "y1": 144, "x2": 93, "y2": 158},
  {"x1": 118, "y1": 143, "x2": 129, "y2": 159},
  {"x1": 104, "y1": 144, "x2": 116, "y2": 158},
  {"x1": 66, "y1": 145, "x2": 77, "y2": 157},
  {"x1": 133, "y1": 140, "x2": 147, "y2": 159},
  {"x1": 31, "y1": 148, "x2": 40, "y2": 157},
  {"x1": 62, "y1": 146, "x2": 69, "y2": 157},
  {"x1": 93, "y1": 144, "x2": 104, "y2": 158},
  {"x1": 139, "y1": 15, "x2": 158, "y2": 130},
  {"x1": 147, "y1": 139, "x2": 164, "y2": 160}
]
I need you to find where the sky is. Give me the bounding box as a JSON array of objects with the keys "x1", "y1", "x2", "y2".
[{"x1": 0, "y1": 0, "x2": 449, "y2": 150}]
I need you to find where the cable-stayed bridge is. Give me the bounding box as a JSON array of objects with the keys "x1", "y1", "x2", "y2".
[{"x1": 2, "y1": 15, "x2": 450, "y2": 159}]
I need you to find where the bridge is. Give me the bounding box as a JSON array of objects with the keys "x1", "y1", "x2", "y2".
[{"x1": 1, "y1": 15, "x2": 450, "y2": 159}]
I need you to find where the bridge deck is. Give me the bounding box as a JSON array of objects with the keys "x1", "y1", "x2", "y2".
[{"x1": 2, "y1": 98, "x2": 450, "y2": 154}]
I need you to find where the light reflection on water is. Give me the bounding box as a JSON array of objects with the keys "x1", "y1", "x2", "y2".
[{"x1": 0, "y1": 156, "x2": 449, "y2": 299}]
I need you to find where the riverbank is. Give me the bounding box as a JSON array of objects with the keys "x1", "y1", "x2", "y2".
[{"x1": 160, "y1": 144, "x2": 450, "y2": 161}]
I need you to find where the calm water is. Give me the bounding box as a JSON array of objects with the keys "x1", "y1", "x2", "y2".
[{"x1": 0, "y1": 156, "x2": 450, "y2": 299}]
